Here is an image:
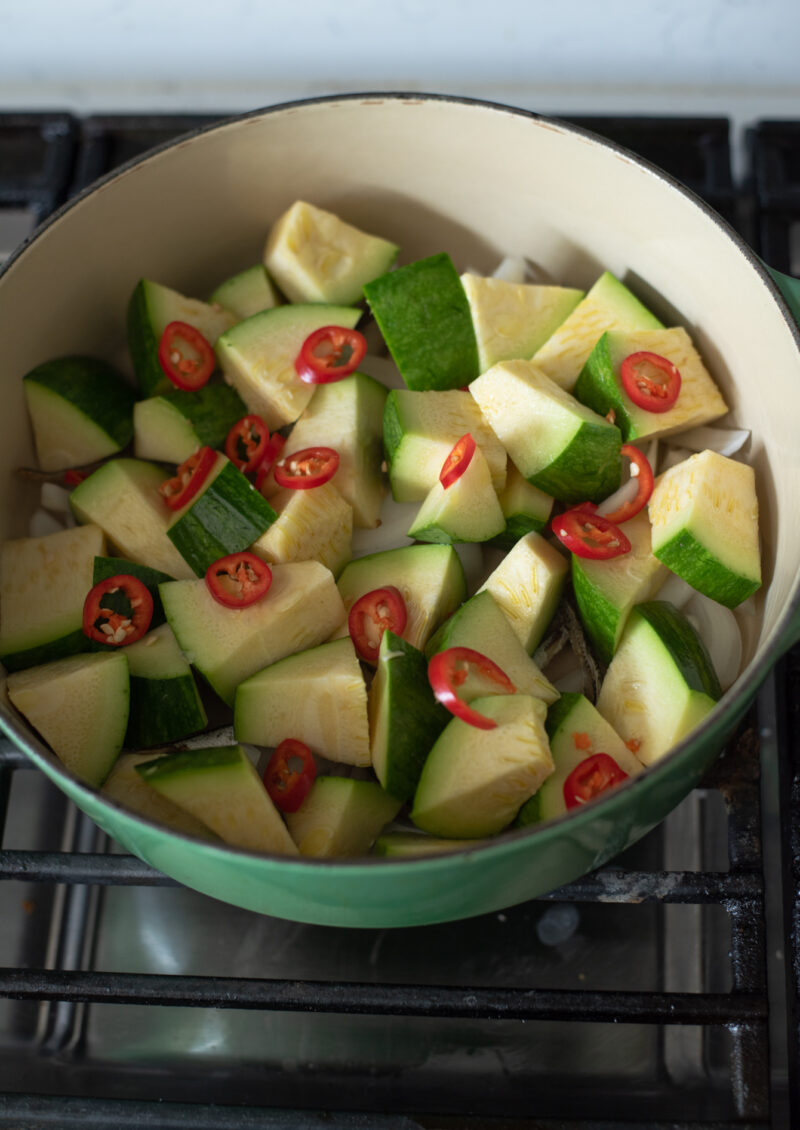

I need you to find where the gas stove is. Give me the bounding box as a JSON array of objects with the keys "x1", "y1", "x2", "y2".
[{"x1": 0, "y1": 109, "x2": 797, "y2": 1129}]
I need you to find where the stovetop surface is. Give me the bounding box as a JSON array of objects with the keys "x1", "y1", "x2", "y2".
[{"x1": 0, "y1": 108, "x2": 798, "y2": 1129}]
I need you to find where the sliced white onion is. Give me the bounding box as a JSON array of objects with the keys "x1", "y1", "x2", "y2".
[
  {"x1": 453, "y1": 543, "x2": 485, "y2": 595},
  {"x1": 29, "y1": 508, "x2": 65, "y2": 538},
  {"x1": 671, "y1": 425, "x2": 750, "y2": 458},
  {"x1": 492, "y1": 255, "x2": 529, "y2": 284},
  {"x1": 357, "y1": 353, "x2": 405, "y2": 391},
  {"x1": 640, "y1": 437, "x2": 659, "y2": 473},
  {"x1": 40, "y1": 481, "x2": 72, "y2": 514},
  {"x1": 655, "y1": 571, "x2": 697, "y2": 610},
  {"x1": 350, "y1": 495, "x2": 416, "y2": 559},
  {"x1": 683, "y1": 591, "x2": 743, "y2": 691},
  {"x1": 658, "y1": 445, "x2": 693, "y2": 472},
  {"x1": 547, "y1": 649, "x2": 586, "y2": 694},
  {"x1": 596, "y1": 475, "x2": 639, "y2": 518}
]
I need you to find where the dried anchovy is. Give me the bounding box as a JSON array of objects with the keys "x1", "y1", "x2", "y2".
[
  {"x1": 14, "y1": 461, "x2": 106, "y2": 484},
  {"x1": 533, "y1": 606, "x2": 571, "y2": 669},
  {"x1": 562, "y1": 598, "x2": 603, "y2": 702},
  {"x1": 534, "y1": 595, "x2": 603, "y2": 703}
]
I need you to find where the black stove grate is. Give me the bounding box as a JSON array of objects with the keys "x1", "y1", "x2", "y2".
[{"x1": 0, "y1": 110, "x2": 795, "y2": 1129}]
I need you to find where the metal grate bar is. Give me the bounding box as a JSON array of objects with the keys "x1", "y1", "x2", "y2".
[
  {"x1": 0, "y1": 847, "x2": 764, "y2": 902},
  {"x1": 778, "y1": 649, "x2": 800, "y2": 1124},
  {"x1": 0, "y1": 1094, "x2": 422, "y2": 1129},
  {"x1": 0, "y1": 967, "x2": 767, "y2": 1024},
  {"x1": 71, "y1": 113, "x2": 223, "y2": 193},
  {"x1": 0, "y1": 1096, "x2": 771, "y2": 1130},
  {"x1": 0, "y1": 112, "x2": 77, "y2": 221}
]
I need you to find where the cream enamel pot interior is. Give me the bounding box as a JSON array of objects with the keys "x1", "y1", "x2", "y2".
[{"x1": 1, "y1": 94, "x2": 799, "y2": 929}]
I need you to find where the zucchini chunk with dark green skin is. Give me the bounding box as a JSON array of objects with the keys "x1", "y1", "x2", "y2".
[
  {"x1": 7, "y1": 651, "x2": 130, "y2": 788},
  {"x1": 210, "y1": 264, "x2": 279, "y2": 319},
  {"x1": 70, "y1": 458, "x2": 196, "y2": 581},
  {"x1": 124, "y1": 623, "x2": 208, "y2": 750},
  {"x1": 469, "y1": 358, "x2": 621, "y2": 504},
  {"x1": 369, "y1": 630, "x2": 450, "y2": 803},
  {"x1": 596, "y1": 600, "x2": 722, "y2": 767},
  {"x1": 127, "y1": 278, "x2": 236, "y2": 398},
  {"x1": 571, "y1": 509, "x2": 668, "y2": 667},
  {"x1": 92, "y1": 556, "x2": 175, "y2": 632},
  {"x1": 159, "y1": 560, "x2": 346, "y2": 707},
  {"x1": 0, "y1": 524, "x2": 106, "y2": 672},
  {"x1": 281, "y1": 371, "x2": 387, "y2": 528},
  {"x1": 285, "y1": 776, "x2": 402, "y2": 858},
  {"x1": 410, "y1": 694, "x2": 554, "y2": 839},
  {"x1": 166, "y1": 452, "x2": 277, "y2": 577},
  {"x1": 648, "y1": 449, "x2": 761, "y2": 609},
  {"x1": 425, "y1": 590, "x2": 558, "y2": 704},
  {"x1": 530, "y1": 269, "x2": 662, "y2": 393},
  {"x1": 215, "y1": 302, "x2": 361, "y2": 431},
  {"x1": 516, "y1": 692, "x2": 643, "y2": 826},
  {"x1": 573, "y1": 327, "x2": 728, "y2": 443},
  {"x1": 23, "y1": 355, "x2": 136, "y2": 472},
  {"x1": 235, "y1": 637, "x2": 370, "y2": 767},
  {"x1": 383, "y1": 388, "x2": 507, "y2": 503},
  {"x1": 364, "y1": 253, "x2": 479, "y2": 391},
  {"x1": 133, "y1": 383, "x2": 248, "y2": 465},
  {"x1": 135, "y1": 744, "x2": 299, "y2": 855},
  {"x1": 334, "y1": 544, "x2": 466, "y2": 652}
]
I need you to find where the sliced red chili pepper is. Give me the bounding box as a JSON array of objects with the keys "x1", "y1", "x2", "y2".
[
  {"x1": 263, "y1": 738, "x2": 317, "y2": 813},
  {"x1": 224, "y1": 414, "x2": 270, "y2": 473},
  {"x1": 427, "y1": 646, "x2": 516, "y2": 731},
  {"x1": 159, "y1": 445, "x2": 216, "y2": 511},
  {"x1": 273, "y1": 445, "x2": 339, "y2": 490},
  {"x1": 552, "y1": 507, "x2": 631, "y2": 560},
  {"x1": 563, "y1": 752, "x2": 628, "y2": 809},
  {"x1": 205, "y1": 551, "x2": 272, "y2": 608},
  {"x1": 255, "y1": 432, "x2": 287, "y2": 496},
  {"x1": 596, "y1": 444, "x2": 655, "y2": 525},
  {"x1": 82, "y1": 574, "x2": 154, "y2": 646},
  {"x1": 294, "y1": 325, "x2": 367, "y2": 385},
  {"x1": 439, "y1": 433, "x2": 476, "y2": 489},
  {"x1": 157, "y1": 321, "x2": 216, "y2": 391},
  {"x1": 348, "y1": 586, "x2": 408, "y2": 664},
  {"x1": 620, "y1": 350, "x2": 681, "y2": 414},
  {"x1": 63, "y1": 469, "x2": 87, "y2": 487}
]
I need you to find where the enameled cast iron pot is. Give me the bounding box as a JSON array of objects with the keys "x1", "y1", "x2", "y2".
[{"x1": 2, "y1": 94, "x2": 799, "y2": 928}]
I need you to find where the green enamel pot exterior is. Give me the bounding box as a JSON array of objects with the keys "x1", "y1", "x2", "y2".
[{"x1": 2, "y1": 95, "x2": 799, "y2": 927}]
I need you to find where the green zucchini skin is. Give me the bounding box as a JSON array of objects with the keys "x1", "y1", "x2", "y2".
[
  {"x1": 370, "y1": 631, "x2": 450, "y2": 803},
  {"x1": 651, "y1": 529, "x2": 761, "y2": 610},
  {"x1": 489, "y1": 513, "x2": 548, "y2": 551},
  {"x1": 543, "y1": 691, "x2": 584, "y2": 741},
  {"x1": 529, "y1": 421, "x2": 621, "y2": 503},
  {"x1": 571, "y1": 557, "x2": 619, "y2": 668},
  {"x1": 364, "y1": 253, "x2": 479, "y2": 391},
  {"x1": 23, "y1": 355, "x2": 136, "y2": 449},
  {"x1": 153, "y1": 384, "x2": 248, "y2": 450},
  {"x1": 167, "y1": 462, "x2": 278, "y2": 576},
  {"x1": 0, "y1": 628, "x2": 91, "y2": 673},
  {"x1": 126, "y1": 672, "x2": 207, "y2": 749},
  {"x1": 635, "y1": 601, "x2": 722, "y2": 700},
  {"x1": 92, "y1": 556, "x2": 175, "y2": 631},
  {"x1": 573, "y1": 333, "x2": 633, "y2": 435},
  {"x1": 127, "y1": 280, "x2": 169, "y2": 398}
]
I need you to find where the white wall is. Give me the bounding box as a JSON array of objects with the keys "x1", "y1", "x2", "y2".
[
  {"x1": 1, "y1": 0, "x2": 798, "y2": 116},
  {"x1": 0, "y1": 0, "x2": 798, "y2": 180}
]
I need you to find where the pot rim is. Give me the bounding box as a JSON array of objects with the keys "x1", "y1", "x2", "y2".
[{"x1": 1, "y1": 90, "x2": 796, "y2": 874}]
